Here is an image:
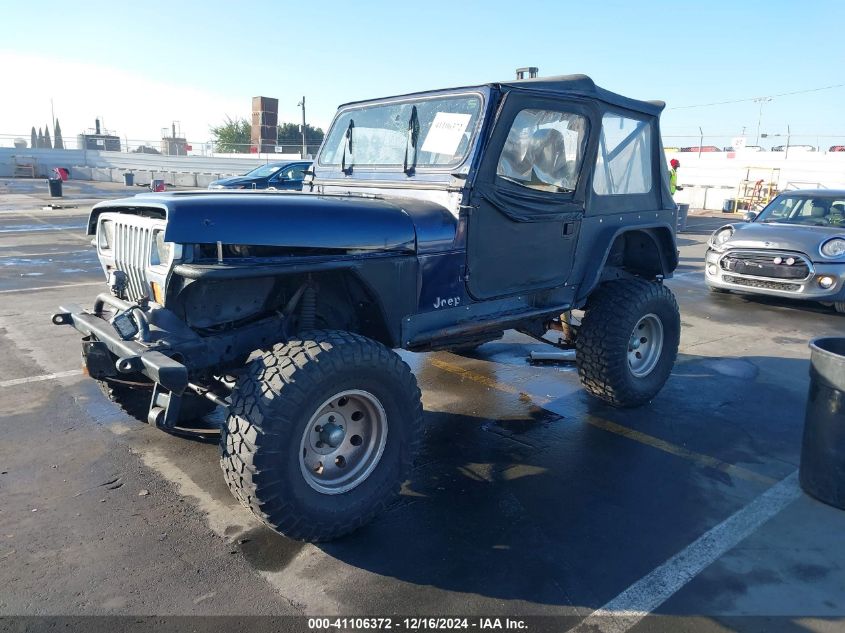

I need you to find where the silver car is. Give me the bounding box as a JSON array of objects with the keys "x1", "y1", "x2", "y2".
[{"x1": 705, "y1": 190, "x2": 845, "y2": 313}]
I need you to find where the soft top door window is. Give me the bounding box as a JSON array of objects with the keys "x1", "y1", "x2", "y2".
[
  {"x1": 593, "y1": 113, "x2": 653, "y2": 195},
  {"x1": 496, "y1": 109, "x2": 588, "y2": 194}
]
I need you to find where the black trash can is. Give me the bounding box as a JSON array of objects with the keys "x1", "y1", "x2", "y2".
[
  {"x1": 47, "y1": 178, "x2": 63, "y2": 198},
  {"x1": 123, "y1": 172, "x2": 135, "y2": 186},
  {"x1": 800, "y1": 337, "x2": 845, "y2": 509}
]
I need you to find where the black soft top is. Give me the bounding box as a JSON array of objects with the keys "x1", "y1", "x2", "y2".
[
  {"x1": 500, "y1": 74, "x2": 665, "y2": 116},
  {"x1": 337, "y1": 74, "x2": 664, "y2": 117}
]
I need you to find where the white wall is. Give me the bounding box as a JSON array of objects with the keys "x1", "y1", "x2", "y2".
[
  {"x1": 2, "y1": 147, "x2": 843, "y2": 210},
  {"x1": 0, "y1": 148, "x2": 304, "y2": 179},
  {"x1": 666, "y1": 150, "x2": 845, "y2": 210}
]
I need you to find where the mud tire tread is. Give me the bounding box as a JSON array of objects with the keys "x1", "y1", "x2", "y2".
[{"x1": 220, "y1": 330, "x2": 423, "y2": 542}]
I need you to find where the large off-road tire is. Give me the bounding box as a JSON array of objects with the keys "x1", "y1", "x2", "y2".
[
  {"x1": 97, "y1": 379, "x2": 218, "y2": 429},
  {"x1": 220, "y1": 330, "x2": 423, "y2": 542},
  {"x1": 576, "y1": 279, "x2": 680, "y2": 408},
  {"x1": 834, "y1": 301, "x2": 845, "y2": 314}
]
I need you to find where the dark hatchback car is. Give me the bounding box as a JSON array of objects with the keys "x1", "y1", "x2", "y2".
[{"x1": 207, "y1": 161, "x2": 311, "y2": 190}]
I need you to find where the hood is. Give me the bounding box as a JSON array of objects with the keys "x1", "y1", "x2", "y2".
[
  {"x1": 723, "y1": 222, "x2": 845, "y2": 261},
  {"x1": 208, "y1": 176, "x2": 266, "y2": 188},
  {"x1": 91, "y1": 191, "x2": 421, "y2": 252}
]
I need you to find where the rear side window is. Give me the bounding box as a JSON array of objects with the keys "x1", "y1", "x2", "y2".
[
  {"x1": 496, "y1": 109, "x2": 588, "y2": 194},
  {"x1": 593, "y1": 114, "x2": 652, "y2": 195}
]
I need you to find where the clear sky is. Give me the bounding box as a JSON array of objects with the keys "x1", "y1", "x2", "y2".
[{"x1": 1, "y1": 0, "x2": 843, "y2": 148}]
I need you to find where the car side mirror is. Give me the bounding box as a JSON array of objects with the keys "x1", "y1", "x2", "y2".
[{"x1": 743, "y1": 211, "x2": 758, "y2": 222}]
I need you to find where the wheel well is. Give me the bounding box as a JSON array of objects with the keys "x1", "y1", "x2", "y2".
[
  {"x1": 306, "y1": 271, "x2": 394, "y2": 347},
  {"x1": 607, "y1": 229, "x2": 677, "y2": 278},
  {"x1": 173, "y1": 270, "x2": 395, "y2": 347}
]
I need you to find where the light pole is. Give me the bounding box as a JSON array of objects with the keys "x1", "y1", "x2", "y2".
[
  {"x1": 297, "y1": 96, "x2": 307, "y2": 158},
  {"x1": 754, "y1": 97, "x2": 772, "y2": 146}
]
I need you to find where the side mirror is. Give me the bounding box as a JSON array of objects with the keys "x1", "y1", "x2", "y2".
[{"x1": 743, "y1": 211, "x2": 758, "y2": 222}]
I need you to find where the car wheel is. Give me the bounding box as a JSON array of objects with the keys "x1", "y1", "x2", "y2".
[
  {"x1": 220, "y1": 330, "x2": 423, "y2": 542},
  {"x1": 576, "y1": 279, "x2": 681, "y2": 408},
  {"x1": 835, "y1": 302, "x2": 845, "y2": 314}
]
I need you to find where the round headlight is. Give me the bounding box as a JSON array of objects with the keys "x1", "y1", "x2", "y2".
[
  {"x1": 820, "y1": 238, "x2": 845, "y2": 258},
  {"x1": 711, "y1": 227, "x2": 734, "y2": 247}
]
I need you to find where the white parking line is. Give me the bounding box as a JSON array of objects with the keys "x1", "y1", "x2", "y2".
[
  {"x1": 570, "y1": 471, "x2": 801, "y2": 633},
  {"x1": 0, "y1": 249, "x2": 92, "y2": 259},
  {"x1": 0, "y1": 369, "x2": 81, "y2": 388},
  {"x1": 671, "y1": 270, "x2": 704, "y2": 279},
  {"x1": 0, "y1": 281, "x2": 102, "y2": 294}
]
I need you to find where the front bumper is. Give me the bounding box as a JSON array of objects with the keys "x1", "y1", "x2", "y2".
[
  {"x1": 53, "y1": 292, "x2": 288, "y2": 425},
  {"x1": 705, "y1": 248, "x2": 845, "y2": 301},
  {"x1": 53, "y1": 295, "x2": 189, "y2": 394}
]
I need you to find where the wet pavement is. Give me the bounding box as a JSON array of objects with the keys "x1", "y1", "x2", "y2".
[{"x1": 1, "y1": 184, "x2": 844, "y2": 630}]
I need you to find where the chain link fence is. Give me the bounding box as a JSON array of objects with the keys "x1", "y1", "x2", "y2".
[
  {"x1": 0, "y1": 134, "x2": 325, "y2": 158},
  {"x1": 662, "y1": 133, "x2": 845, "y2": 155}
]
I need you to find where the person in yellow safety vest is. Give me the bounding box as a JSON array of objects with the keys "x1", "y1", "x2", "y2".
[{"x1": 669, "y1": 158, "x2": 683, "y2": 195}]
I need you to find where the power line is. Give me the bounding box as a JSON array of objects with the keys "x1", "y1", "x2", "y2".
[{"x1": 667, "y1": 83, "x2": 845, "y2": 110}]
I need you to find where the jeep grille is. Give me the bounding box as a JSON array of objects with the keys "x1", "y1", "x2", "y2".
[{"x1": 112, "y1": 220, "x2": 153, "y2": 300}]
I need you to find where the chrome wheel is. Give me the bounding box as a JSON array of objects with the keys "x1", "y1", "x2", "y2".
[
  {"x1": 299, "y1": 389, "x2": 388, "y2": 495},
  {"x1": 628, "y1": 313, "x2": 664, "y2": 378}
]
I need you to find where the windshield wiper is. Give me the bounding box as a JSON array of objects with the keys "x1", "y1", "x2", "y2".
[
  {"x1": 341, "y1": 119, "x2": 355, "y2": 175},
  {"x1": 403, "y1": 106, "x2": 420, "y2": 176}
]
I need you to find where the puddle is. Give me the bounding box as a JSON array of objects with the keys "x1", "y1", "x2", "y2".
[
  {"x1": 481, "y1": 405, "x2": 563, "y2": 434},
  {"x1": 697, "y1": 358, "x2": 759, "y2": 379}
]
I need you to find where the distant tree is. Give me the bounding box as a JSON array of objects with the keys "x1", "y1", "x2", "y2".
[
  {"x1": 132, "y1": 145, "x2": 161, "y2": 155},
  {"x1": 53, "y1": 119, "x2": 64, "y2": 149},
  {"x1": 277, "y1": 122, "x2": 324, "y2": 149},
  {"x1": 210, "y1": 116, "x2": 251, "y2": 153},
  {"x1": 37, "y1": 128, "x2": 44, "y2": 148},
  {"x1": 30, "y1": 127, "x2": 37, "y2": 149},
  {"x1": 43, "y1": 124, "x2": 52, "y2": 149}
]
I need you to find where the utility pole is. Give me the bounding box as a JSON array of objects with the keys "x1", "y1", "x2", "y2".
[
  {"x1": 753, "y1": 97, "x2": 772, "y2": 146},
  {"x1": 297, "y1": 96, "x2": 307, "y2": 158}
]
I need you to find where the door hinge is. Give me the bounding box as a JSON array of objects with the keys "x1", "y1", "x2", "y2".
[
  {"x1": 460, "y1": 265, "x2": 471, "y2": 281},
  {"x1": 563, "y1": 221, "x2": 576, "y2": 236}
]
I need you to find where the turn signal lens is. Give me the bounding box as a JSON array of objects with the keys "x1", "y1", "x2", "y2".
[{"x1": 151, "y1": 281, "x2": 164, "y2": 304}]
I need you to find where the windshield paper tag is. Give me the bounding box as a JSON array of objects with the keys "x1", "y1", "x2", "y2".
[{"x1": 421, "y1": 112, "x2": 472, "y2": 155}]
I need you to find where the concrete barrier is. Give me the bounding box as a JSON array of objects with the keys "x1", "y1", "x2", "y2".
[
  {"x1": 92, "y1": 167, "x2": 112, "y2": 182},
  {"x1": 134, "y1": 170, "x2": 152, "y2": 186},
  {"x1": 72, "y1": 165, "x2": 92, "y2": 180},
  {"x1": 174, "y1": 172, "x2": 198, "y2": 187},
  {"x1": 196, "y1": 173, "x2": 217, "y2": 188},
  {"x1": 152, "y1": 171, "x2": 175, "y2": 186}
]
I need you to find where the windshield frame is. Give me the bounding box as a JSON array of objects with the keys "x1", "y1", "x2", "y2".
[
  {"x1": 316, "y1": 89, "x2": 487, "y2": 172},
  {"x1": 756, "y1": 193, "x2": 845, "y2": 227}
]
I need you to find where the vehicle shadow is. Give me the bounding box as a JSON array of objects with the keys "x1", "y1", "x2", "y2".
[
  {"x1": 290, "y1": 352, "x2": 812, "y2": 609},
  {"x1": 717, "y1": 290, "x2": 842, "y2": 317}
]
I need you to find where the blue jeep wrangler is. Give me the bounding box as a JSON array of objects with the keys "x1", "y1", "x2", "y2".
[{"x1": 54, "y1": 74, "x2": 680, "y2": 541}]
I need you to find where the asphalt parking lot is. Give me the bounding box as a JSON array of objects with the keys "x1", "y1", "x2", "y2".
[{"x1": 1, "y1": 178, "x2": 845, "y2": 631}]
